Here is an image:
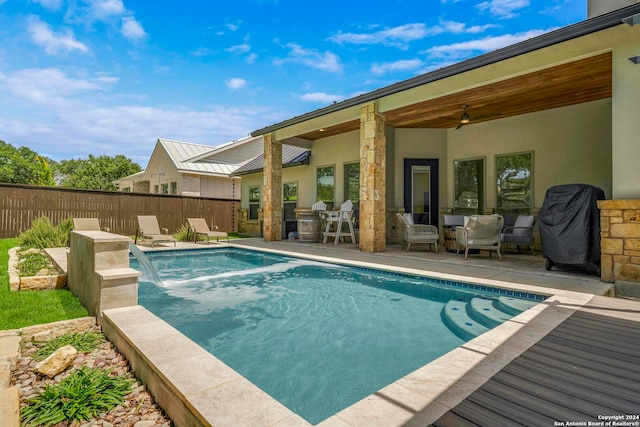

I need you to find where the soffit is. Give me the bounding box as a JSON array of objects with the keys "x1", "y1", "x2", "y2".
[{"x1": 296, "y1": 52, "x2": 611, "y2": 140}]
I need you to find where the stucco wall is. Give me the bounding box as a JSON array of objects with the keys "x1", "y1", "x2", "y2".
[
  {"x1": 392, "y1": 128, "x2": 448, "y2": 209},
  {"x1": 447, "y1": 99, "x2": 612, "y2": 211},
  {"x1": 612, "y1": 36, "x2": 640, "y2": 199},
  {"x1": 240, "y1": 130, "x2": 361, "y2": 210}
]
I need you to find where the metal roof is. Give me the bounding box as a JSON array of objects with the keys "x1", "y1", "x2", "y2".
[
  {"x1": 251, "y1": 4, "x2": 640, "y2": 137},
  {"x1": 158, "y1": 138, "x2": 240, "y2": 176},
  {"x1": 232, "y1": 145, "x2": 311, "y2": 175}
]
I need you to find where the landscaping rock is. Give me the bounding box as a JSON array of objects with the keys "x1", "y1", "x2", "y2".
[{"x1": 35, "y1": 344, "x2": 78, "y2": 378}]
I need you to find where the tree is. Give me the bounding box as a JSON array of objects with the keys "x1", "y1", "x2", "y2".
[
  {"x1": 55, "y1": 154, "x2": 142, "y2": 191},
  {"x1": 0, "y1": 140, "x2": 55, "y2": 186}
]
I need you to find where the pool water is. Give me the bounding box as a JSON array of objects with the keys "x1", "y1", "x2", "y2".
[{"x1": 132, "y1": 248, "x2": 541, "y2": 424}]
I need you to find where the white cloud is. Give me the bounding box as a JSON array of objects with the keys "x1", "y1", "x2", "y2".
[
  {"x1": 275, "y1": 43, "x2": 342, "y2": 73},
  {"x1": 87, "y1": 0, "x2": 126, "y2": 20},
  {"x1": 329, "y1": 21, "x2": 497, "y2": 49},
  {"x1": 0, "y1": 69, "x2": 266, "y2": 162},
  {"x1": 329, "y1": 23, "x2": 431, "y2": 49},
  {"x1": 27, "y1": 15, "x2": 89, "y2": 55},
  {"x1": 31, "y1": 0, "x2": 64, "y2": 11},
  {"x1": 476, "y1": 0, "x2": 530, "y2": 18},
  {"x1": 226, "y1": 41, "x2": 251, "y2": 54},
  {"x1": 422, "y1": 29, "x2": 550, "y2": 59},
  {"x1": 245, "y1": 53, "x2": 258, "y2": 64},
  {"x1": 299, "y1": 92, "x2": 344, "y2": 103},
  {"x1": 439, "y1": 20, "x2": 499, "y2": 34},
  {"x1": 121, "y1": 16, "x2": 147, "y2": 42},
  {"x1": 226, "y1": 21, "x2": 242, "y2": 32},
  {"x1": 190, "y1": 48, "x2": 215, "y2": 56},
  {"x1": 0, "y1": 68, "x2": 116, "y2": 104},
  {"x1": 370, "y1": 59, "x2": 423, "y2": 75},
  {"x1": 225, "y1": 78, "x2": 247, "y2": 90}
]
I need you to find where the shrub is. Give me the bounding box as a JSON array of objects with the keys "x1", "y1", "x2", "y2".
[
  {"x1": 17, "y1": 251, "x2": 53, "y2": 277},
  {"x1": 173, "y1": 223, "x2": 205, "y2": 242},
  {"x1": 32, "y1": 332, "x2": 106, "y2": 361},
  {"x1": 17, "y1": 217, "x2": 73, "y2": 249},
  {"x1": 20, "y1": 366, "x2": 135, "y2": 426}
]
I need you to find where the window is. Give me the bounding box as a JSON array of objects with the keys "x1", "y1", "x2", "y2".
[
  {"x1": 496, "y1": 152, "x2": 533, "y2": 215},
  {"x1": 249, "y1": 185, "x2": 260, "y2": 220},
  {"x1": 344, "y1": 162, "x2": 360, "y2": 227},
  {"x1": 344, "y1": 162, "x2": 360, "y2": 203},
  {"x1": 454, "y1": 158, "x2": 484, "y2": 215},
  {"x1": 283, "y1": 182, "x2": 298, "y2": 222},
  {"x1": 317, "y1": 166, "x2": 335, "y2": 210},
  {"x1": 153, "y1": 185, "x2": 159, "y2": 194},
  {"x1": 122, "y1": 187, "x2": 131, "y2": 192},
  {"x1": 170, "y1": 182, "x2": 177, "y2": 195},
  {"x1": 161, "y1": 183, "x2": 169, "y2": 194}
]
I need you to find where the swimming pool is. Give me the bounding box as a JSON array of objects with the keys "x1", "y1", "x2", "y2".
[{"x1": 132, "y1": 247, "x2": 543, "y2": 424}]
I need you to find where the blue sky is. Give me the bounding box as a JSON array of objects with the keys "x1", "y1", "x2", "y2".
[{"x1": 0, "y1": 0, "x2": 586, "y2": 165}]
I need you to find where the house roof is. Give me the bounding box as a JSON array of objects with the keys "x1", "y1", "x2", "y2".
[
  {"x1": 158, "y1": 138, "x2": 239, "y2": 177},
  {"x1": 232, "y1": 145, "x2": 311, "y2": 175},
  {"x1": 186, "y1": 135, "x2": 264, "y2": 165},
  {"x1": 250, "y1": 5, "x2": 640, "y2": 138}
]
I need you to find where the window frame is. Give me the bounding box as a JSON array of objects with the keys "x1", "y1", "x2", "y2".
[
  {"x1": 248, "y1": 185, "x2": 261, "y2": 220},
  {"x1": 316, "y1": 165, "x2": 336, "y2": 210},
  {"x1": 283, "y1": 181, "x2": 298, "y2": 222},
  {"x1": 495, "y1": 151, "x2": 534, "y2": 216},
  {"x1": 453, "y1": 157, "x2": 485, "y2": 215}
]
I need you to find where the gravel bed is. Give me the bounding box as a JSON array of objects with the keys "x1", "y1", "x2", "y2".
[{"x1": 11, "y1": 326, "x2": 172, "y2": 427}]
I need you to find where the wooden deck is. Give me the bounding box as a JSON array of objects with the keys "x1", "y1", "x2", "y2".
[{"x1": 431, "y1": 296, "x2": 640, "y2": 426}]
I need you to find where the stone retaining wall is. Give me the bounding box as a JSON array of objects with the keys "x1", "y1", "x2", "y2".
[{"x1": 598, "y1": 199, "x2": 640, "y2": 283}]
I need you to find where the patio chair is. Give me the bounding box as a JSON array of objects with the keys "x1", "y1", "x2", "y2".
[
  {"x1": 396, "y1": 213, "x2": 439, "y2": 252},
  {"x1": 135, "y1": 215, "x2": 176, "y2": 247},
  {"x1": 501, "y1": 214, "x2": 536, "y2": 255},
  {"x1": 187, "y1": 218, "x2": 229, "y2": 244},
  {"x1": 455, "y1": 214, "x2": 504, "y2": 259},
  {"x1": 322, "y1": 200, "x2": 356, "y2": 244},
  {"x1": 72, "y1": 218, "x2": 110, "y2": 232}
]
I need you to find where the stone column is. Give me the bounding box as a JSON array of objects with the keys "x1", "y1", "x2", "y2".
[
  {"x1": 359, "y1": 102, "x2": 386, "y2": 253},
  {"x1": 598, "y1": 199, "x2": 640, "y2": 285},
  {"x1": 262, "y1": 132, "x2": 283, "y2": 241}
]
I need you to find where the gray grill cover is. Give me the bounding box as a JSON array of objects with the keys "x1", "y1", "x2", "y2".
[{"x1": 538, "y1": 184, "x2": 605, "y2": 265}]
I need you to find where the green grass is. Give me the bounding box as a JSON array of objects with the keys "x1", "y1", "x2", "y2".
[{"x1": 0, "y1": 238, "x2": 88, "y2": 331}]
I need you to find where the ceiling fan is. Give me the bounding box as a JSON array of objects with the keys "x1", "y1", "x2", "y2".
[{"x1": 441, "y1": 104, "x2": 501, "y2": 129}]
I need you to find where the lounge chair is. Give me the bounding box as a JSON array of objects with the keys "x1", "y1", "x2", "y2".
[
  {"x1": 455, "y1": 214, "x2": 503, "y2": 259},
  {"x1": 501, "y1": 214, "x2": 536, "y2": 255},
  {"x1": 135, "y1": 215, "x2": 176, "y2": 247},
  {"x1": 72, "y1": 218, "x2": 110, "y2": 232},
  {"x1": 396, "y1": 213, "x2": 439, "y2": 252},
  {"x1": 187, "y1": 218, "x2": 229, "y2": 244}
]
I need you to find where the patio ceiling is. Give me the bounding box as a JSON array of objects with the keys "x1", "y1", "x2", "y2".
[{"x1": 297, "y1": 52, "x2": 612, "y2": 140}]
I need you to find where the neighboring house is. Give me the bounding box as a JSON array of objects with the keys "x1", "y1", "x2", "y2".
[
  {"x1": 114, "y1": 136, "x2": 264, "y2": 199},
  {"x1": 240, "y1": 1, "x2": 640, "y2": 284}
]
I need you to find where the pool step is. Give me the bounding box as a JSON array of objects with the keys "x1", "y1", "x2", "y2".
[
  {"x1": 497, "y1": 296, "x2": 539, "y2": 316},
  {"x1": 469, "y1": 297, "x2": 513, "y2": 329},
  {"x1": 441, "y1": 300, "x2": 490, "y2": 341},
  {"x1": 442, "y1": 296, "x2": 537, "y2": 340}
]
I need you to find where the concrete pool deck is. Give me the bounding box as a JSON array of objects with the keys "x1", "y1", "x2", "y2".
[{"x1": 94, "y1": 239, "x2": 629, "y2": 426}]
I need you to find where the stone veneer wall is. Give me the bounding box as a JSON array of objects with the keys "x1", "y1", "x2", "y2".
[
  {"x1": 238, "y1": 208, "x2": 262, "y2": 236},
  {"x1": 598, "y1": 199, "x2": 640, "y2": 283},
  {"x1": 359, "y1": 102, "x2": 386, "y2": 253}
]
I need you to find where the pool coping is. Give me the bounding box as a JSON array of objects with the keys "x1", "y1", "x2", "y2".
[{"x1": 105, "y1": 243, "x2": 596, "y2": 426}]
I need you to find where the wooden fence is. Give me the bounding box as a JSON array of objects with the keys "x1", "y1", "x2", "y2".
[{"x1": 0, "y1": 183, "x2": 238, "y2": 238}]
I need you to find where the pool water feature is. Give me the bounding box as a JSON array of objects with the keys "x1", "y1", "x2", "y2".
[{"x1": 132, "y1": 248, "x2": 541, "y2": 425}]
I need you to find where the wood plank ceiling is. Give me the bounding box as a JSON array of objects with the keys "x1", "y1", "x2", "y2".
[{"x1": 298, "y1": 52, "x2": 612, "y2": 140}]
